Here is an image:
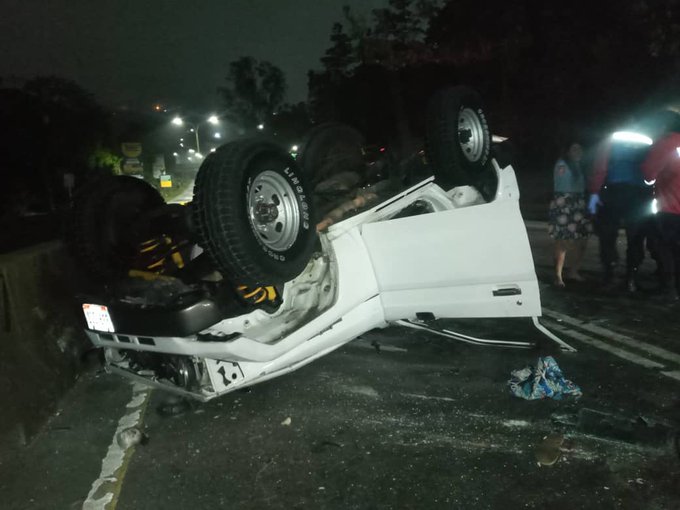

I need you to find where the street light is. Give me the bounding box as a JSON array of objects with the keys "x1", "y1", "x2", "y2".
[
  {"x1": 171, "y1": 114, "x2": 221, "y2": 154},
  {"x1": 257, "y1": 124, "x2": 264, "y2": 130}
]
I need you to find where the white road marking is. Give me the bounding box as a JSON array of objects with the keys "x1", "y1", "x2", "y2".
[
  {"x1": 543, "y1": 308, "x2": 680, "y2": 365},
  {"x1": 500, "y1": 419, "x2": 531, "y2": 429},
  {"x1": 82, "y1": 384, "x2": 150, "y2": 510},
  {"x1": 401, "y1": 392, "x2": 457, "y2": 403},
  {"x1": 543, "y1": 320, "x2": 665, "y2": 369},
  {"x1": 661, "y1": 371, "x2": 680, "y2": 382}
]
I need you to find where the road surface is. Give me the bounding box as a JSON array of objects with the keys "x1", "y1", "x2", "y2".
[{"x1": 1, "y1": 224, "x2": 679, "y2": 510}]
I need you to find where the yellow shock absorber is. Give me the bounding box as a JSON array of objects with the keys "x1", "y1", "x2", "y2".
[
  {"x1": 171, "y1": 250, "x2": 185, "y2": 268},
  {"x1": 237, "y1": 285, "x2": 278, "y2": 304}
]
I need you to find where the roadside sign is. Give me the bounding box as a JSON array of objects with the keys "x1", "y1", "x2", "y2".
[
  {"x1": 160, "y1": 173, "x2": 172, "y2": 188},
  {"x1": 152, "y1": 155, "x2": 165, "y2": 179},
  {"x1": 122, "y1": 158, "x2": 143, "y2": 175},
  {"x1": 121, "y1": 142, "x2": 142, "y2": 158}
]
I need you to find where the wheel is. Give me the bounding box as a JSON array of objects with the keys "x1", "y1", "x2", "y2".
[
  {"x1": 192, "y1": 139, "x2": 317, "y2": 285},
  {"x1": 297, "y1": 122, "x2": 365, "y2": 185},
  {"x1": 426, "y1": 86, "x2": 494, "y2": 195},
  {"x1": 66, "y1": 175, "x2": 165, "y2": 281}
]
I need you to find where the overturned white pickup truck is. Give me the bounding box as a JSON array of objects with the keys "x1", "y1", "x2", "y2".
[{"x1": 69, "y1": 86, "x2": 571, "y2": 401}]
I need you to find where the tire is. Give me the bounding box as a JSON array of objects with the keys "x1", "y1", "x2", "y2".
[
  {"x1": 192, "y1": 139, "x2": 317, "y2": 285},
  {"x1": 426, "y1": 86, "x2": 493, "y2": 192},
  {"x1": 66, "y1": 175, "x2": 165, "y2": 282},
  {"x1": 297, "y1": 122, "x2": 365, "y2": 185}
]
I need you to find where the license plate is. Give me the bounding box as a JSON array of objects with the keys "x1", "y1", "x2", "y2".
[{"x1": 82, "y1": 304, "x2": 115, "y2": 332}]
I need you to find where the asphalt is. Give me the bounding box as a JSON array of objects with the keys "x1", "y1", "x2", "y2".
[{"x1": 1, "y1": 225, "x2": 679, "y2": 510}]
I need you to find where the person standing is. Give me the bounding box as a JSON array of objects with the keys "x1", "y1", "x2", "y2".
[
  {"x1": 641, "y1": 123, "x2": 680, "y2": 302},
  {"x1": 588, "y1": 132, "x2": 653, "y2": 291},
  {"x1": 548, "y1": 142, "x2": 591, "y2": 287}
]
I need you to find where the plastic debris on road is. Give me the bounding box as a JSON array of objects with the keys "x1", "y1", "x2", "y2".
[{"x1": 508, "y1": 356, "x2": 582, "y2": 400}]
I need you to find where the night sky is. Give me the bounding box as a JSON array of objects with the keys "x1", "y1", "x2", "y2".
[{"x1": 0, "y1": 0, "x2": 386, "y2": 110}]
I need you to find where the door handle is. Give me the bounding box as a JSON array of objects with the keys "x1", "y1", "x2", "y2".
[{"x1": 493, "y1": 287, "x2": 522, "y2": 297}]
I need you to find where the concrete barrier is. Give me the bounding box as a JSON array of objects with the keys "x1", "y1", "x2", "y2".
[{"x1": 0, "y1": 242, "x2": 89, "y2": 447}]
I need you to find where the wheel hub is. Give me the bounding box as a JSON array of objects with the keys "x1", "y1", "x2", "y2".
[
  {"x1": 458, "y1": 107, "x2": 485, "y2": 163},
  {"x1": 248, "y1": 170, "x2": 300, "y2": 251},
  {"x1": 253, "y1": 201, "x2": 279, "y2": 224}
]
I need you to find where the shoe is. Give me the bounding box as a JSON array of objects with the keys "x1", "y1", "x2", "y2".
[
  {"x1": 566, "y1": 271, "x2": 585, "y2": 282},
  {"x1": 653, "y1": 288, "x2": 680, "y2": 305},
  {"x1": 626, "y1": 268, "x2": 640, "y2": 294},
  {"x1": 553, "y1": 278, "x2": 566, "y2": 289},
  {"x1": 601, "y1": 278, "x2": 618, "y2": 292}
]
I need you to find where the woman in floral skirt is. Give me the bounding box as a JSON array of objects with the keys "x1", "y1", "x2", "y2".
[{"x1": 548, "y1": 142, "x2": 592, "y2": 287}]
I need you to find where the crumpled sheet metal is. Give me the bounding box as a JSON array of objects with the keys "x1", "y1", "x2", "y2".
[{"x1": 508, "y1": 356, "x2": 582, "y2": 400}]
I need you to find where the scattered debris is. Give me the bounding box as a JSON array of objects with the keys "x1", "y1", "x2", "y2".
[
  {"x1": 551, "y1": 409, "x2": 680, "y2": 462},
  {"x1": 281, "y1": 417, "x2": 292, "y2": 426},
  {"x1": 553, "y1": 408, "x2": 675, "y2": 448},
  {"x1": 311, "y1": 440, "x2": 342, "y2": 453},
  {"x1": 156, "y1": 395, "x2": 193, "y2": 417},
  {"x1": 508, "y1": 356, "x2": 582, "y2": 400},
  {"x1": 116, "y1": 427, "x2": 147, "y2": 448},
  {"x1": 534, "y1": 433, "x2": 568, "y2": 467}
]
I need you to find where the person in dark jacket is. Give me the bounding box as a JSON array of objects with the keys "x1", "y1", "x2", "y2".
[
  {"x1": 588, "y1": 131, "x2": 654, "y2": 291},
  {"x1": 641, "y1": 124, "x2": 680, "y2": 302}
]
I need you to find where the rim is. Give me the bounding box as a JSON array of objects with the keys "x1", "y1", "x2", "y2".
[
  {"x1": 248, "y1": 170, "x2": 300, "y2": 251},
  {"x1": 458, "y1": 107, "x2": 486, "y2": 163}
]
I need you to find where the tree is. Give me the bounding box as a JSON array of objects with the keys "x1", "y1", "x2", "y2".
[
  {"x1": 0, "y1": 76, "x2": 111, "y2": 213},
  {"x1": 371, "y1": 0, "x2": 425, "y2": 45},
  {"x1": 88, "y1": 145, "x2": 122, "y2": 175},
  {"x1": 269, "y1": 102, "x2": 312, "y2": 147},
  {"x1": 321, "y1": 23, "x2": 356, "y2": 77},
  {"x1": 309, "y1": 2, "x2": 442, "y2": 151},
  {"x1": 218, "y1": 57, "x2": 287, "y2": 130}
]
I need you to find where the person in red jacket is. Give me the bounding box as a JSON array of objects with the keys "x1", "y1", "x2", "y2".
[
  {"x1": 641, "y1": 129, "x2": 680, "y2": 302},
  {"x1": 588, "y1": 132, "x2": 654, "y2": 291}
]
